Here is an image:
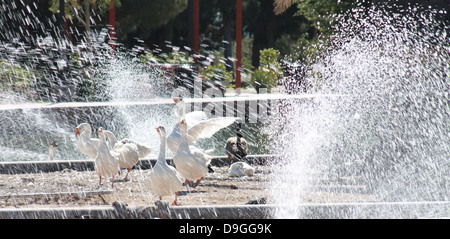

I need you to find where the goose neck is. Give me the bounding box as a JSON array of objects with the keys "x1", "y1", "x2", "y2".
[{"x1": 158, "y1": 135, "x2": 167, "y2": 164}]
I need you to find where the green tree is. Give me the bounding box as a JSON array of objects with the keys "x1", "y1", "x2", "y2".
[
  {"x1": 49, "y1": 0, "x2": 121, "y2": 48},
  {"x1": 251, "y1": 0, "x2": 310, "y2": 67},
  {"x1": 251, "y1": 48, "x2": 283, "y2": 92},
  {"x1": 115, "y1": 0, "x2": 188, "y2": 44},
  {"x1": 273, "y1": 0, "x2": 355, "y2": 64},
  {"x1": 295, "y1": 0, "x2": 354, "y2": 36},
  {"x1": 0, "y1": 60, "x2": 36, "y2": 99}
]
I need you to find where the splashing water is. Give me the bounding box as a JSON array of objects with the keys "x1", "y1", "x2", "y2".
[
  {"x1": 1, "y1": 0, "x2": 448, "y2": 219},
  {"x1": 271, "y1": 3, "x2": 450, "y2": 218}
]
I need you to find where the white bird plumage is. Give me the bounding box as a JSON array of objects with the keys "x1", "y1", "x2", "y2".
[
  {"x1": 95, "y1": 127, "x2": 120, "y2": 188},
  {"x1": 102, "y1": 130, "x2": 155, "y2": 158},
  {"x1": 113, "y1": 140, "x2": 139, "y2": 181},
  {"x1": 173, "y1": 119, "x2": 210, "y2": 188},
  {"x1": 120, "y1": 138, "x2": 155, "y2": 159},
  {"x1": 148, "y1": 126, "x2": 184, "y2": 206},
  {"x1": 228, "y1": 162, "x2": 255, "y2": 177},
  {"x1": 102, "y1": 130, "x2": 154, "y2": 180},
  {"x1": 167, "y1": 97, "x2": 238, "y2": 154},
  {"x1": 75, "y1": 123, "x2": 100, "y2": 160}
]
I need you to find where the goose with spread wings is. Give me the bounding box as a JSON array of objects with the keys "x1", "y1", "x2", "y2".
[{"x1": 167, "y1": 97, "x2": 239, "y2": 154}]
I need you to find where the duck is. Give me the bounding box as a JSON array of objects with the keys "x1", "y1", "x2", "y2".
[
  {"x1": 75, "y1": 123, "x2": 100, "y2": 160},
  {"x1": 95, "y1": 127, "x2": 120, "y2": 188},
  {"x1": 148, "y1": 126, "x2": 184, "y2": 206},
  {"x1": 228, "y1": 161, "x2": 255, "y2": 177},
  {"x1": 224, "y1": 122, "x2": 248, "y2": 164},
  {"x1": 172, "y1": 119, "x2": 211, "y2": 189},
  {"x1": 167, "y1": 97, "x2": 238, "y2": 154}
]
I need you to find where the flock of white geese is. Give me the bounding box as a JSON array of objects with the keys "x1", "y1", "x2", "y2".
[{"x1": 73, "y1": 98, "x2": 254, "y2": 205}]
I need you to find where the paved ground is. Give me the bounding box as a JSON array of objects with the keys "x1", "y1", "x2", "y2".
[{"x1": 0, "y1": 164, "x2": 377, "y2": 210}]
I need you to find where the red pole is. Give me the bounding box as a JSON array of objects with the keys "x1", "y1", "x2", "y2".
[
  {"x1": 109, "y1": 0, "x2": 116, "y2": 53},
  {"x1": 235, "y1": 0, "x2": 242, "y2": 94},
  {"x1": 193, "y1": 0, "x2": 200, "y2": 66}
]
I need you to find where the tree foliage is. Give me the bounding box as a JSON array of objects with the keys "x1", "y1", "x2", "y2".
[
  {"x1": 251, "y1": 48, "x2": 283, "y2": 92},
  {"x1": 295, "y1": 0, "x2": 354, "y2": 36},
  {"x1": 49, "y1": 0, "x2": 121, "y2": 49},
  {"x1": 116, "y1": 0, "x2": 188, "y2": 42},
  {"x1": 49, "y1": 0, "x2": 121, "y2": 20},
  {"x1": 49, "y1": 0, "x2": 121, "y2": 34}
]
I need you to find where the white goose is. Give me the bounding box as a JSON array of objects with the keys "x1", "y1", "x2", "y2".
[
  {"x1": 102, "y1": 130, "x2": 155, "y2": 159},
  {"x1": 113, "y1": 140, "x2": 139, "y2": 181},
  {"x1": 103, "y1": 130, "x2": 152, "y2": 180},
  {"x1": 75, "y1": 123, "x2": 100, "y2": 160},
  {"x1": 95, "y1": 127, "x2": 120, "y2": 188},
  {"x1": 102, "y1": 130, "x2": 119, "y2": 151},
  {"x1": 173, "y1": 119, "x2": 211, "y2": 188},
  {"x1": 228, "y1": 162, "x2": 255, "y2": 177},
  {"x1": 119, "y1": 138, "x2": 154, "y2": 159},
  {"x1": 148, "y1": 126, "x2": 184, "y2": 206},
  {"x1": 167, "y1": 97, "x2": 238, "y2": 154}
]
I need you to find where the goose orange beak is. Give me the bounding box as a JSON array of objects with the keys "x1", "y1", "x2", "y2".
[{"x1": 75, "y1": 128, "x2": 80, "y2": 139}]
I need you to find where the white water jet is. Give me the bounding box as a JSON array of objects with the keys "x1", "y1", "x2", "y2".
[{"x1": 270, "y1": 3, "x2": 450, "y2": 218}]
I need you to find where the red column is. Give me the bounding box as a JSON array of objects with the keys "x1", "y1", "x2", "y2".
[
  {"x1": 235, "y1": 0, "x2": 242, "y2": 94},
  {"x1": 109, "y1": 0, "x2": 116, "y2": 52},
  {"x1": 193, "y1": 0, "x2": 200, "y2": 66}
]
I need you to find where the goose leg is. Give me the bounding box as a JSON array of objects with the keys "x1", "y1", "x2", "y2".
[
  {"x1": 193, "y1": 177, "x2": 204, "y2": 188},
  {"x1": 185, "y1": 179, "x2": 191, "y2": 191},
  {"x1": 172, "y1": 192, "x2": 178, "y2": 206},
  {"x1": 123, "y1": 168, "x2": 131, "y2": 181}
]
